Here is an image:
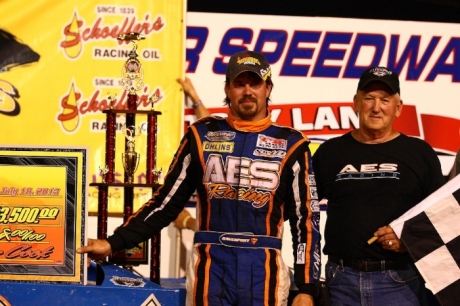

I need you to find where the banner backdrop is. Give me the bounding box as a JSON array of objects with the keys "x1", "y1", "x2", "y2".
[
  {"x1": 0, "y1": 0, "x2": 185, "y2": 213},
  {"x1": 184, "y1": 12, "x2": 460, "y2": 174}
]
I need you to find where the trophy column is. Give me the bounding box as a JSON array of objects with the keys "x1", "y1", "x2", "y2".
[
  {"x1": 90, "y1": 33, "x2": 163, "y2": 284},
  {"x1": 121, "y1": 34, "x2": 143, "y2": 223},
  {"x1": 146, "y1": 104, "x2": 161, "y2": 283},
  {"x1": 98, "y1": 106, "x2": 116, "y2": 239}
]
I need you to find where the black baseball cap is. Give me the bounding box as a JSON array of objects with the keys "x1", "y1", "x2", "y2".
[
  {"x1": 357, "y1": 66, "x2": 400, "y2": 95},
  {"x1": 225, "y1": 50, "x2": 271, "y2": 82}
]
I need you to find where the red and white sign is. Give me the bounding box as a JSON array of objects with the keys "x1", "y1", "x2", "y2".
[{"x1": 184, "y1": 12, "x2": 460, "y2": 174}]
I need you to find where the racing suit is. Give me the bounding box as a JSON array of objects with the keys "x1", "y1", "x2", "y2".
[{"x1": 107, "y1": 112, "x2": 321, "y2": 306}]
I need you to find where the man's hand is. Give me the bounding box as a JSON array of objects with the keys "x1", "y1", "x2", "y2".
[
  {"x1": 173, "y1": 209, "x2": 191, "y2": 230},
  {"x1": 77, "y1": 238, "x2": 112, "y2": 260},
  {"x1": 176, "y1": 77, "x2": 199, "y2": 103},
  {"x1": 173, "y1": 209, "x2": 197, "y2": 231},
  {"x1": 374, "y1": 226, "x2": 406, "y2": 253},
  {"x1": 292, "y1": 293, "x2": 314, "y2": 306}
]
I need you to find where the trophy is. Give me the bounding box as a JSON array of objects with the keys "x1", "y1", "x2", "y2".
[
  {"x1": 122, "y1": 124, "x2": 141, "y2": 184},
  {"x1": 107, "y1": 93, "x2": 117, "y2": 109},
  {"x1": 118, "y1": 33, "x2": 145, "y2": 95},
  {"x1": 99, "y1": 165, "x2": 109, "y2": 183},
  {"x1": 149, "y1": 92, "x2": 160, "y2": 110},
  {"x1": 152, "y1": 167, "x2": 162, "y2": 184}
]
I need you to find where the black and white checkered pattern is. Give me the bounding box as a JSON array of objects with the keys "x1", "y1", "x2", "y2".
[{"x1": 390, "y1": 174, "x2": 460, "y2": 306}]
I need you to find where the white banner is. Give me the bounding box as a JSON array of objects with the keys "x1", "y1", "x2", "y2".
[{"x1": 184, "y1": 12, "x2": 460, "y2": 174}]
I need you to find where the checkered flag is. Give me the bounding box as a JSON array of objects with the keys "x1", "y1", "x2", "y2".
[{"x1": 390, "y1": 174, "x2": 460, "y2": 306}]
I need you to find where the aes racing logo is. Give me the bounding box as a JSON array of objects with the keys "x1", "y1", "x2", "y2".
[{"x1": 204, "y1": 155, "x2": 280, "y2": 208}]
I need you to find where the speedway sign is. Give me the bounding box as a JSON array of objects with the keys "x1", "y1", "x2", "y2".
[{"x1": 184, "y1": 13, "x2": 460, "y2": 171}]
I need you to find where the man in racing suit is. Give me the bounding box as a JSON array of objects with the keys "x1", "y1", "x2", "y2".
[{"x1": 78, "y1": 50, "x2": 320, "y2": 306}]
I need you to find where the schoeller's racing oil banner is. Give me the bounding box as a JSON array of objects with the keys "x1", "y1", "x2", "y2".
[{"x1": 0, "y1": 0, "x2": 185, "y2": 214}]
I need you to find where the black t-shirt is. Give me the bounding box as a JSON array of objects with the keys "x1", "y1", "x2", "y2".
[{"x1": 312, "y1": 132, "x2": 445, "y2": 261}]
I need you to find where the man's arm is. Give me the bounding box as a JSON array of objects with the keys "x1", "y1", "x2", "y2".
[
  {"x1": 286, "y1": 140, "x2": 321, "y2": 297},
  {"x1": 177, "y1": 77, "x2": 210, "y2": 119},
  {"x1": 80, "y1": 129, "x2": 200, "y2": 254}
]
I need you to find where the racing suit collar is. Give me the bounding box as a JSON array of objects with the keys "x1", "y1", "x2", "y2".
[{"x1": 226, "y1": 112, "x2": 272, "y2": 132}]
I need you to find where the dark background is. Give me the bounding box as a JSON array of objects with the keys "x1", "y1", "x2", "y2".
[{"x1": 187, "y1": 0, "x2": 460, "y2": 24}]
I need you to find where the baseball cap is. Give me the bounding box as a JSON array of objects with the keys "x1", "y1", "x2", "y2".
[
  {"x1": 357, "y1": 66, "x2": 400, "y2": 94},
  {"x1": 225, "y1": 50, "x2": 271, "y2": 82}
]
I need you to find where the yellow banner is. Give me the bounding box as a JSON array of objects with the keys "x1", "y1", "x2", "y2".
[{"x1": 0, "y1": 0, "x2": 185, "y2": 213}]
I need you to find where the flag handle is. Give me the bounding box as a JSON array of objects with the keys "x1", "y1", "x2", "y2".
[
  {"x1": 367, "y1": 225, "x2": 392, "y2": 244},
  {"x1": 367, "y1": 236, "x2": 378, "y2": 244}
]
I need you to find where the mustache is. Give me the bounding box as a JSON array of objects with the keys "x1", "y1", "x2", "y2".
[{"x1": 238, "y1": 97, "x2": 257, "y2": 103}]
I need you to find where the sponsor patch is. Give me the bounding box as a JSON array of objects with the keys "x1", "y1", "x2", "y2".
[
  {"x1": 308, "y1": 174, "x2": 316, "y2": 185},
  {"x1": 310, "y1": 200, "x2": 319, "y2": 212},
  {"x1": 310, "y1": 186, "x2": 318, "y2": 199},
  {"x1": 296, "y1": 243, "x2": 306, "y2": 264},
  {"x1": 237, "y1": 56, "x2": 260, "y2": 66},
  {"x1": 370, "y1": 66, "x2": 393, "y2": 77},
  {"x1": 253, "y1": 148, "x2": 286, "y2": 158},
  {"x1": 205, "y1": 131, "x2": 236, "y2": 141},
  {"x1": 203, "y1": 141, "x2": 234, "y2": 153},
  {"x1": 260, "y1": 67, "x2": 271, "y2": 80},
  {"x1": 110, "y1": 276, "x2": 146, "y2": 287},
  {"x1": 336, "y1": 171, "x2": 400, "y2": 180},
  {"x1": 222, "y1": 236, "x2": 251, "y2": 243},
  {"x1": 313, "y1": 243, "x2": 321, "y2": 279},
  {"x1": 208, "y1": 184, "x2": 271, "y2": 208},
  {"x1": 256, "y1": 134, "x2": 287, "y2": 150}
]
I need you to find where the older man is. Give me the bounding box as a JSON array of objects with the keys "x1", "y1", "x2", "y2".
[{"x1": 313, "y1": 66, "x2": 445, "y2": 306}]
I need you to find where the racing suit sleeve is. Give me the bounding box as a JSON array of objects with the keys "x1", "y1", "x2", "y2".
[
  {"x1": 107, "y1": 130, "x2": 200, "y2": 251},
  {"x1": 285, "y1": 140, "x2": 321, "y2": 295},
  {"x1": 311, "y1": 143, "x2": 326, "y2": 201}
]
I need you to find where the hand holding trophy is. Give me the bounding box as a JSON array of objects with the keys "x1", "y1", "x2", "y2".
[{"x1": 121, "y1": 124, "x2": 142, "y2": 184}]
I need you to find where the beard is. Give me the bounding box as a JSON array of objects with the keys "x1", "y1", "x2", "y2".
[{"x1": 237, "y1": 101, "x2": 258, "y2": 119}]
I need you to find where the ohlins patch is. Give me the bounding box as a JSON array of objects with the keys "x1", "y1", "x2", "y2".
[{"x1": 203, "y1": 141, "x2": 234, "y2": 153}]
